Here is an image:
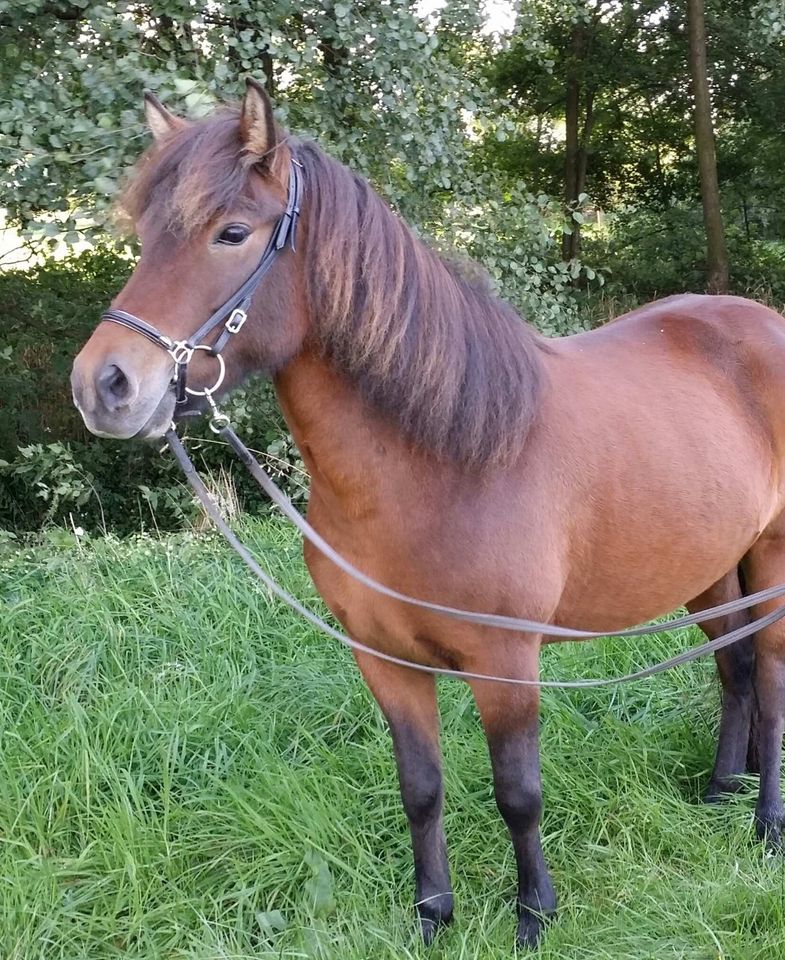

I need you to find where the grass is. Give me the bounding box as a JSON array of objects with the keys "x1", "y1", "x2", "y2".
[{"x1": 1, "y1": 520, "x2": 784, "y2": 959}]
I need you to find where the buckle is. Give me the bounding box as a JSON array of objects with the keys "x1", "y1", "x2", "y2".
[
  {"x1": 225, "y1": 308, "x2": 247, "y2": 334},
  {"x1": 169, "y1": 341, "x2": 194, "y2": 365}
]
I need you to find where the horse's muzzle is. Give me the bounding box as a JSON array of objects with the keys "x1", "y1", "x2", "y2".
[{"x1": 71, "y1": 348, "x2": 175, "y2": 440}]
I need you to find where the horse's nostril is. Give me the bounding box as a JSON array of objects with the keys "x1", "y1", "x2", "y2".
[{"x1": 97, "y1": 362, "x2": 135, "y2": 411}]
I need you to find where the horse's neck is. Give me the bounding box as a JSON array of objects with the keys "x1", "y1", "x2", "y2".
[{"x1": 273, "y1": 349, "x2": 421, "y2": 513}]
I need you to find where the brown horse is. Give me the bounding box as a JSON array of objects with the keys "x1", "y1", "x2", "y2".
[{"x1": 71, "y1": 80, "x2": 785, "y2": 948}]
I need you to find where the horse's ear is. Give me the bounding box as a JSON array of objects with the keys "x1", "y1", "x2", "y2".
[
  {"x1": 143, "y1": 91, "x2": 184, "y2": 142},
  {"x1": 240, "y1": 77, "x2": 277, "y2": 160}
]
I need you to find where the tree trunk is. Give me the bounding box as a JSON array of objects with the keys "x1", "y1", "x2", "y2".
[
  {"x1": 576, "y1": 87, "x2": 595, "y2": 202},
  {"x1": 562, "y1": 23, "x2": 584, "y2": 262},
  {"x1": 686, "y1": 0, "x2": 729, "y2": 294}
]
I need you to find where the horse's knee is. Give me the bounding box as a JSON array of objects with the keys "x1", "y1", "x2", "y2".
[
  {"x1": 495, "y1": 777, "x2": 542, "y2": 833},
  {"x1": 400, "y1": 758, "x2": 442, "y2": 825},
  {"x1": 719, "y1": 635, "x2": 754, "y2": 692}
]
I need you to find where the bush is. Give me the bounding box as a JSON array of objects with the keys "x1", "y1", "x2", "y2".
[
  {"x1": 0, "y1": 249, "x2": 302, "y2": 535},
  {"x1": 582, "y1": 202, "x2": 785, "y2": 306}
]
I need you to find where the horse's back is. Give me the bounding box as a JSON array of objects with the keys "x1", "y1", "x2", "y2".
[{"x1": 567, "y1": 293, "x2": 785, "y2": 368}]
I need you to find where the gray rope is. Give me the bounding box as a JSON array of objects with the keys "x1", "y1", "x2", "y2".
[
  {"x1": 167, "y1": 430, "x2": 785, "y2": 689},
  {"x1": 222, "y1": 425, "x2": 785, "y2": 640}
]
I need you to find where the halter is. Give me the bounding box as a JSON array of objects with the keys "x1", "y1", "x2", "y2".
[{"x1": 101, "y1": 157, "x2": 303, "y2": 408}]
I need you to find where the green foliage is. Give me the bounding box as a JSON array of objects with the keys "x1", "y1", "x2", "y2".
[
  {"x1": 431, "y1": 177, "x2": 589, "y2": 334},
  {"x1": 0, "y1": 1, "x2": 585, "y2": 313},
  {"x1": 489, "y1": 0, "x2": 785, "y2": 213},
  {"x1": 584, "y1": 203, "x2": 785, "y2": 304},
  {"x1": 0, "y1": 0, "x2": 530, "y2": 238},
  {"x1": 0, "y1": 249, "x2": 310, "y2": 534},
  {"x1": 0, "y1": 520, "x2": 783, "y2": 957}
]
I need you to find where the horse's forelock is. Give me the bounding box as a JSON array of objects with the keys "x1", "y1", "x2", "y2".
[{"x1": 117, "y1": 107, "x2": 287, "y2": 235}]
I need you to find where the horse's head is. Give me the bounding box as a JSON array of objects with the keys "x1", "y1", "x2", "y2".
[{"x1": 71, "y1": 79, "x2": 308, "y2": 439}]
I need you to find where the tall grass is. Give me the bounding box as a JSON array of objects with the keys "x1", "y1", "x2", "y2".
[{"x1": 1, "y1": 521, "x2": 783, "y2": 958}]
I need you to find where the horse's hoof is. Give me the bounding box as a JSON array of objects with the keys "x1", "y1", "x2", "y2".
[
  {"x1": 515, "y1": 909, "x2": 553, "y2": 949},
  {"x1": 704, "y1": 777, "x2": 744, "y2": 803},
  {"x1": 755, "y1": 810, "x2": 784, "y2": 851},
  {"x1": 417, "y1": 893, "x2": 453, "y2": 945}
]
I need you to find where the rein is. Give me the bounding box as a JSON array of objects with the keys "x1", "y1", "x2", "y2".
[
  {"x1": 166, "y1": 428, "x2": 785, "y2": 688},
  {"x1": 109, "y1": 155, "x2": 785, "y2": 686}
]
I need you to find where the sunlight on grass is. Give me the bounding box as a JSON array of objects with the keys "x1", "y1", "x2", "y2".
[{"x1": 0, "y1": 520, "x2": 782, "y2": 958}]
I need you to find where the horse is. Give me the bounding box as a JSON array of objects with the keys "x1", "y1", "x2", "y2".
[{"x1": 71, "y1": 79, "x2": 785, "y2": 948}]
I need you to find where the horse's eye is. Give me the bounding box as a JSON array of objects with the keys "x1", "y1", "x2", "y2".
[{"x1": 216, "y1": 224, "x2": 250, "y2": 245}]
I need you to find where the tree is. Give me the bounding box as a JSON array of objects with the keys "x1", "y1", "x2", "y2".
[
  {"x1": 687, "y1": 0, "x2": 729, "y2": 293},
  {"x1": 486, "y1": 0, "x2": 785, "y2": 299},
  {"x1": 490, "y1": 1, "x2": 683, "y2": 262},
  {"x1": 0, "y1": 1, "x2": 586, "y2": 332}
]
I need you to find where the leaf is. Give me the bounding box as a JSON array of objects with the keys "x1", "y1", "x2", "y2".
[
  {"x1": 93, "y1": 176, "x2": 117, "y2": 195},
  {"x1": 255, "y1": 909, "x2": 288, "y2": 939},
  {"x1": 304, "y1": 850, "x2": 335, "y2": 917},
  {"x1": 173, "y1": 78, "x2": 198, "y2": 95}
]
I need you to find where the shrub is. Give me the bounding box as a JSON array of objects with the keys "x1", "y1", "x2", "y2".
[{"x1": 0, "y1": 249, "x2": 303, "y2": 535}]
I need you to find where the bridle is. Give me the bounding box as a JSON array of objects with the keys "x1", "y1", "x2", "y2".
[
  {"x1": 98, "y1": 154, "x2": 785, "y2": 687},
  {"x1": 101, "y1": 156, "x2": 303, "y2": 410}
]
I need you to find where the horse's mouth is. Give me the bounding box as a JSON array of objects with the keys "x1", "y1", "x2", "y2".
[
  {"x1": 75, "y1": 387, "x2": 177, "y2": 442},
  {"x1": 97, "y1": 389, "x2": 222, "y2": 440}
]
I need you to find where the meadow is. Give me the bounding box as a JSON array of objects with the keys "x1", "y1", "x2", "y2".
[{"x1": 1, "y1": 519, "x2": 784, "y2": 959}]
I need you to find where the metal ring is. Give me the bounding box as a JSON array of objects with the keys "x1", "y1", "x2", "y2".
[
  {"x1": 169, "y1": 341, "x2": 194, "y2": 365},
  {"x1": 184, "y1": 345, "x2": 226, "y2": 397},
  {"x1": 209, "y1": 412, "x2": 232, "y2": 435}
]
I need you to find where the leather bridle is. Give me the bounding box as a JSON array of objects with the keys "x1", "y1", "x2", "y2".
[{"x1": 101, "y1": 157, "x2": 302, "y2": 408}]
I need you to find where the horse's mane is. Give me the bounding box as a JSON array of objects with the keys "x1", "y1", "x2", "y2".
[{"x1": 119, "y1": 108, "x2": 546, "y2": 468}]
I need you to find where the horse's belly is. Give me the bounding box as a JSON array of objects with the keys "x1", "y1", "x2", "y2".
[{"x1": 553, "y1": 430, "x2": 778, "y2": 633}]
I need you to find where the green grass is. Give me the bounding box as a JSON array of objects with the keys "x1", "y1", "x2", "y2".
[{"x1": 1, "y1": 520, "x2": 784, "y2": 959}]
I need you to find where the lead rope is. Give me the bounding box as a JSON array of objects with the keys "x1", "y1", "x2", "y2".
[
  {"x1": 220, "y1": 424, "x2": 785, "y2": 639},
  {"x1": 166, "y1": 427, "x2": 785, "y2": 688}
]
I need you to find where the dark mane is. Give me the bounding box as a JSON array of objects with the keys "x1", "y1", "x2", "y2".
[
  {"x1": 120, "y1": 110, "x2": 546, "y2": 468},
  {"x1": 298, "y1": 142, "x2": 545, "y2": 468}
]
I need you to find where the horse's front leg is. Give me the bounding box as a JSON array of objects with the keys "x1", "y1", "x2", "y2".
[
  {"x1": 353, "y1": 651, "x2": 453, "y2": 943},
  {"x1": 469, "y1": 638, "x2": 556, "y2": 949}
]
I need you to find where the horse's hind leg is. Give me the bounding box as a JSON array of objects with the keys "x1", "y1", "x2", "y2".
[
  {"x1": 742, "y1": 537, "x2": 785, "y2": 846},
  {"x1": 352, "y1": 651, "x2": 453, "y2": 942},
  {"x1": 686, "y1": 568, "x2": 754, "y2": 801},
  {"x1": 468, "y1": 638, "x2": 556, "y2": 949}
]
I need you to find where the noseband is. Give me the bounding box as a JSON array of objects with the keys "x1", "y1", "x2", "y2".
[{"x1": 101, "y1": 157, "x2": 303, "y2": 407}]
